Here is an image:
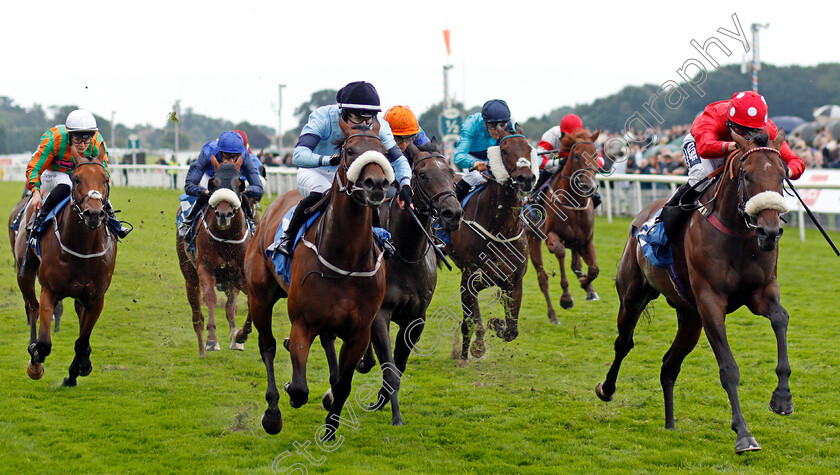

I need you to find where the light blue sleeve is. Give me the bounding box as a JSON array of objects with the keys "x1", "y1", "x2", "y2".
[
  {"x1": 292, "y1": 107, "x2": 333, "y2": 168},
  {"x1": 391, "y1": 156, "x2": 411, "y2": 187},
  {"x1": 377, "y1": 117, "x2": 398, "y2": 151},
  {"x1": 454, "y1": 114, "x2": 482, "y2": 169}
]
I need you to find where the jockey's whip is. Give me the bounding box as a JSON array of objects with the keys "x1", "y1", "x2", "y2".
[
  {"x1": 407, "y1": 208, "x2": 453, "y2": 271},
  {"x1": 784, "y1": 177, "x2": 840, "y2": 256}
]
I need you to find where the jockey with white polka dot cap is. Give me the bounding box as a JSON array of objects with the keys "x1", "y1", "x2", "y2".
[{"x1": 657, "y1": 91, "x2": 805, "y2": 235}]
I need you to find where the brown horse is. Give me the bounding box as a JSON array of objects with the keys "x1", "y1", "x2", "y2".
[
  {"x1": 446, "y1": 126, "x2": 536, "y2": 366},
  {"x1": 14, "y1": 147, "x2": 117, "y2": 386},
  {"x1": 527, "y1": 128, "x2": 602, "y2": 323},
  {"x1": 361, "y1": 139, "x2": 463, "y2": 425},
  {"x1": 176, "y1": 157, "x2": 251, "y2": 357},
  {"x1": 242, "y1": 118, "x2": 392, "y2": 438},
  {"x1": 595, "y1": 130, "x2": 794, "y2": 453}
]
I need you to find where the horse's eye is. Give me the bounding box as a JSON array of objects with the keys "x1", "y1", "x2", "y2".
[{"x1": 418, "y1": 171, "x2": 429, "y2": 182}]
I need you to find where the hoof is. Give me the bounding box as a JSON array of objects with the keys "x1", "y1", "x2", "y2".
[
  {"x1": 586, "y1": 291, "x2": 600, "y2": 301},
  {"x1": 502, "y1": 330, "x2": 518, "y2": 342},
  {"x1": 322, "y1": 389, "x2": 334, "y2": 412},
  {"x1": 547, "y1": 311, "x2": 560, "y2": 325},
  {"x1": 458, "y1": 359, "x2": 469, "y2": 368},
  {"x1": 233, "y1": 330, "x2": 249, "y2": 344},
  {"x1": 735, "y1": 436, "x2": 761, "y2": 454},
  {"x1": 595, "y1": 382, "x2": 613, "y2": 402},
  {"x1": 488, "y1": 317, "x2": 505, "y2": 338},
  {"x1": 62, "y1": 377, "x2": 78, "y2": 387},
  {"x1": 470, "y1": 339, "x2": 486, "y2": 359},
  {"x1": 229, "y1": 340, "x2": 245, "y2": 351},
  {"x1": 283, "y1": 338, "x2": 290, "y2": 351},
  {"x1": 79, "y1": 361, "x2": 93, "y2": 377},
  {"x1": 319, "y1": 425, "x2": 337, "y2": 442},
  {"x1": 205, "y1": 340, "x2": 220, "y2": 352},
  {"x1": 261, "y1": 409, "x2": 283, "y2": 435},
  {"x1": 391, "y1": 416, "x2": 405, "y2": 426},
  {"x1": 356, "y1": 359, "x2": 374, "y2": 374},
  {"x1": 560, "y1": 297, "x2": 574, "y2": 310},
  {"x1": 770, "y1": 390, "x2": 794, "y2": 415},
  {"x1": 285, "y1": 382, "x2": 308, "y2": 408},
  {"x1": 27, "y1": 361, "x2": 44, "y2": 380}
]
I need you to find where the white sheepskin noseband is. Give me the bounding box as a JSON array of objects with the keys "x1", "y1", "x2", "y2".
[
  {"x1": 209, "y1": 188, "x2": 241, "y2": 210},
  {"x1": 346, "y1": 151, "x2": 395, "y2": 184},
  {"x1": 744, "y1": 190, "x2": 789, "y2": 216},
  {"x1": 486, "y1": 146, "x2": 539, "y2": 183}
]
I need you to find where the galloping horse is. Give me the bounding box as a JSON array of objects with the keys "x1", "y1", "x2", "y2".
[
  {"x1": 176, "y1": 157, "x2": 251, "y2": 357},
  {"x1": 13, "y1": 147, "x2": 117, "y2": 386},
  {"x1": 446, "y1": 126, "x2": 536, "y2": 366},
  {"x1": 596, "y1": 130, "x2": 794, "y2": 453},
  {"x1": 242, "y1": 118, "x2": 392, "y2": 438},
  {"x1": 363, "y1": 139, "x2": 463, "y2": 425},
  {"x1": 527, "y1": 128, "x2": 602, "y2": 323}
]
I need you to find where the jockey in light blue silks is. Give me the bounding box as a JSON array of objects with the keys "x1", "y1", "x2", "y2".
[
  {"x1": 275, "y1": 80, "x2": 413, "y2": 257},
  {"x1": 452, "y1": 99, "x2": 517, "y2": 201},
  {"x1": 179, "y1": 131, "x2": 264, "y2": 236}
]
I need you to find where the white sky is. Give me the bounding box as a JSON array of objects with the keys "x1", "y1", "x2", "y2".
[{"x1": 4, "y1": 0, "x2": 836, "y2": 134}]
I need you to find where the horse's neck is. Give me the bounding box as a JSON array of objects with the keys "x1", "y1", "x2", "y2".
[
  {"x1": 707, "y1": 173, "x2": 751, "y2": 234},
  {"x1": 390, "y1": 200, "x2": 428, "y2": 260},
  {"x1": 479, "y1": 181, "x2": 523, "y2": 230},
  {"x1": 57, "y1": 207, "x2": 108, "y2": 252},
  {"x1": 319, "y1": 189, "x2": 374, "y2": 264}
]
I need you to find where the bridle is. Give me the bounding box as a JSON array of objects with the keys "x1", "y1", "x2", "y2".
[
  {"x1": 411, "y1": 152, "x2": 456, "y2": 218},
  {"x1": 732, "y1": 146, "x2": 785, "y2": 229},
  {"x1": 337, "y1": 132, "x2": 385, "y2": 199},
  {"x1": 556, "y1": 141, "x2": 599, "y2": 191},
  {"x1": 69, "y1": 161, "x2": 109, "y2": 221},
  {"x1": 487, "y1": 133, "x2": 532, "y2": 189}
]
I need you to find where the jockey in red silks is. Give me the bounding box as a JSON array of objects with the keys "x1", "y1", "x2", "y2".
[{"x1": 658, "y1": 91, "x2": 806, "y2": 233}]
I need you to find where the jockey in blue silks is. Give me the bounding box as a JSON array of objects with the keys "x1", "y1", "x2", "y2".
[
  {"x1": 452, "y1": 99, "x2": 516, "y2": 201},
  {"x1": 275, "y1": 80, "x2": 413, "y2": 257},
  {"x1": 179, "y1": 131, "x2": 264, "y2": 236}
]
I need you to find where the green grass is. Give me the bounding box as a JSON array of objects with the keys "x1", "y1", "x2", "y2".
[{"x1": 1, "y1": 181, "x2": 839, "y2": 474}]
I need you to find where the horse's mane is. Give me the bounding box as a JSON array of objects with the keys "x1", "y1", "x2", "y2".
[{"x1": 750, "y1": 131, "x2": 770, "y2": 147}]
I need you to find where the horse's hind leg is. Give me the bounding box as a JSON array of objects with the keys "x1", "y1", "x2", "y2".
[
  {"x1": 19, "y1": 269, "x2": 42, "y2": 378},
  {"x1": 286, "y1": 321, "x2": 317, "y2": 408},
  {"x1": 224, "y1": 286, "x2": 244, "y2": 351},
  {"x1": 63, "y1": 297, "x2": 104, "y2": 387},
  {"x1": 365, "y1": 312, "x2": 403, "y2": 424},
  {"x1": 660, "y1": 308, "x2": 702, "y2": 429},
  {"x1": 320, "y1": 333, "x2": 338, "y2": 409},
  {"x1": 53, "y1": 299, "x2": 63, "y2": 333},
  {"x1": 459, "y1": 271, "x2": 485, "y2": 366},
  {"x1": 528, "y1": 233, "x2": 558, "y2": 324},
  {"x1": 355, "y1": 343, "x2": 376, "y2": 374},
  {"x1": 178, "y1": 243, "x2": 205, "y2": 356},
  {"x1": 577, "y1": 241, "x2": 600, "y2": 301},
  {"x1": 251, "y1": 296, "x2": 282, "y2": 434},
  {"x1": 323, "y1": 330, "x2": 370, "y2": 441},
  {"x1": 499, "y1": 280, "x2": 523, "y2": 342},
  {"x1": 546, "y1": 232, "x2": 573, "y2": 309}
]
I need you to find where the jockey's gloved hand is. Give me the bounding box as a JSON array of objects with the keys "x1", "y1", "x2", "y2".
[
  {"x1": 328, "y1": 153, "x2": 341, "y2": 166},
  {"x1": 398, "y1": 185, "x2": 413, "y2": 208}
]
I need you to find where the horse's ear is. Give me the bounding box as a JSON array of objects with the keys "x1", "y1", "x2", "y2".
[
  {"x1": 731, "y1": 130, "x2": 748, "y2": 150},
  {"x1": 431, "y1": 136, "x2": 440, "y2": 147},
  {"x1": 339, "y1": 115, "x2": 352, "y2": 136},
  {"x1": 208, "y1": 177, "x2": 217, "y2": 192},
  {"x1": 591, "y1": 129, "x2": 602, "y2": 142},
  {"x1": 515, "y1": 123, "x2": 524, "y2": 135},
  {"x1": 210, "y1": 154, "x2": 221, "y2": 170},
  {"x1": 404, "y1": 142, "x2": 418, "y2": 166},
  {"x1": 372, "y1": 116, "x2": 381, "y2": 134},
  {"x1": 258, "y1": 148, "x2": 264, "y2": 158},
  {"x1": 234, "y1": 154, "x2": 243, "y2": 171},
  {"x1": 772, "y1": 129, "x2": 786, "y2": 150}
]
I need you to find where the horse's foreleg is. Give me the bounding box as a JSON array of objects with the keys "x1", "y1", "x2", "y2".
[
  {"x1": 660, "y1": 308, "x2": 703, "y2": 429},
  {"x1": 546, "y1": 232, "x2": 573, "y2": 310},
  {"x1": 700, "y1": 298, "x2": 759, "y2": 454},
  {"x1": 28, "y1": 286, "x2": 58, "y2": 380},
  {"x1": 366, "y1": 312, "x2": 401, "y2": 423},
  {"x1": 528, "y1": 233, "x2": 557, "y2": 324},
  {"x1": 197, "y1": 266, "x2": 220, "y2": 352},
  {"x1": 501, "y1": 281, "x2": 523, "y2": 342},
  {"x1": 578, "y1": 240, "x2": 600, "y2": 301},
  {"x1": 286, "y1": 321, "x2": 316, "y2": 409},
  {"x1": 19, "y1": 271, "x2": 39, "y2": 346},
  {"x1": 750, "y1": 289, "x2": 793, "y2": 417},
  {"x1": 63, "y1": 297, "x2": 105, "y2": 387},
  {"x1": 323, "y1": 330, "x2": 370, "y2": 441},
  {"x1": 225, "y1": 286, "x2": 243, "y2": 350},
  {"x1": 320, "y1": 333, "x2": 338, "y2": 387},
  {"x1": 459, "y1": 272, "x2": 484, "y2": 365}
]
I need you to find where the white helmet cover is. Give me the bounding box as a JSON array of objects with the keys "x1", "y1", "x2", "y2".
[{"x1": 65, "y1": 109, "x2": 98, "y2": 132}]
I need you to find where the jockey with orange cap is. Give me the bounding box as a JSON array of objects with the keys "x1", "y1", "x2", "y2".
[
  {"x1": 658, "y1": 91, "x2": 806, "y2": 237},
  {"x1": 531, "y1": 113, "x2": 604, "y2": 207},
  {"x1": 383, "y1": 105, "x2": 430, "y2": 153}
]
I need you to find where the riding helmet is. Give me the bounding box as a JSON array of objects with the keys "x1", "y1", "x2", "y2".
[
  {"x1": 337, "y1": 81, "x2": 381, "y2": 116},
  {"x1": 218, "y1": 131, "x2": 246, "y2": 154},
  {"x1": 384, "y1": 105, "x2": 421, "y2": 136},
  {"x1": 560, "y1": 114, "x2": 583, "y2": 134},
  {"x1": 481, "y1": 99, "x2": 511, "y2": 123},
  {"x1": 728, "y1": 91, "x2": 768, "y2": 130},
  {"x1": 65, "y1": 109, "x2": 98, "y2": 132}
]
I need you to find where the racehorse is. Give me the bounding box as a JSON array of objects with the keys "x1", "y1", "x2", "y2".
[
  {"x1": 595, "y1": 130, "x2": 794, "y2": 453},
  {"x1": 241, "y1": 118, "x2": 392, "y2": 438},
  {"x1": 176, "y1": 157, "x2": 250, "y2": 357},
  {"x1": 13, "y1": 147, "x2": 117, "y2": 386},
  {"x1": 361, "y1": 139, "x2": 463, "y2": 425},
  {"x1": 446, "y1": 126, "x2": 537, "y2": 366},
  {"x1": 526, "y1": 128, "x2": 602, "y2": 323},
  {"x1": 9, "y1": 191, "x2": 63, "y2": 332}
]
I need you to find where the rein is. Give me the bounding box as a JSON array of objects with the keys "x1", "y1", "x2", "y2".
[
  {"x1": 412, "y1": 153, "x2": 456, "y2": 217},
  {"x1": 201, "y1": 216, "x2": 250, "y2": 244}
]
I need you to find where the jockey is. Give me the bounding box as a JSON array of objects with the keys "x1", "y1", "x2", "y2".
[
  {"x1": 275, "y1": 80, "x2": 413, "y2": 257},
  {"x1": 531, "y1": 113, "x2": 604, "y2": 207},
  {"x1": 25, "y1": 109, "x2": 132, "y2": 239},
  {"x1": 179, "y1": 131, "x2": 264, "y2": 236},
  {"x1": 659, "y1": 90, "x2": 806, "y2": 234},
  {"x1": 383, "y1": 105, "x2": 430, "y2": 153},
  {"x1": 453, "y1": 99, "x2": 515, "y2": 201}
]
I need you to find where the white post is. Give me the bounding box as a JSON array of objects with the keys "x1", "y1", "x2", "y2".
[{"x1": 278, "y1": 84, "x2": 286, "y2": 148}]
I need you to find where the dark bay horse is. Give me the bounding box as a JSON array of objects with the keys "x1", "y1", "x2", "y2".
[
  {"x1": 526, "y1": 128, "x2": 602, "y2": 323},
  {"x1": 446, "y1": 126, "x2": 536, "y2": 366},
  {"x1": 363, "y1": 139, "x2": 463, "y2": 425},
  {"x1": 13, "y1": 147, "x2": 117, "y2": 386},
  {"x1": 176, "y1": 156, "x2": 251, "y2": 357},
  {"x1": 596, "y1": 130, "x2": 794, "y2": 453},
  {"x1": 242, "y1": 118, "x2": 392, "y2": 438}
]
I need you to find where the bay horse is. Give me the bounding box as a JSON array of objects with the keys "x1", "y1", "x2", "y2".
[
  {"x1": 8, "y1": 192, "x2": 63, "y2": 332},
  {"x1": 526, "y1": 128, "x2": 602, "y2": 323},
  {"x1": 595, "y1": 130, "x2": 794, "y2": 453},
  {"x1": 242, "y1": 118, "x2": 392, "y2": 438},
  {"x1": 13, "y1": 147, "x2": 117, "y2": 386},
  {"x1": 362, "y1": 139, "x2": 463, "y2": 425},
  {"x1": 176, "y1": 156, "x2": 251, "y2": 357},
  {"x1": 446, "y1": 126, "x2": 537, "y2": 366}
]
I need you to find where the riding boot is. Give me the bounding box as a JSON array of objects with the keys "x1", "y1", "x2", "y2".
[
  {"x1": 371, "y1": 208, "x2": 395, "y2": 259},
  {"x1": 27, "y1": 208, "x2": 48, "y2": 243},
  {"x1": 179, "y1": 193, "x2": 210, "y2": 238},
  {"x1": 592, "y1": 191, "x2": 602, "y2": 209},
  {"x1": 531, "y1": 169, "x2": 553, "y2": 204},
  {"x1": 278, "y1": 192, "x2": 324, "y2": 257},
  {"x1": 658, "y1": 183, "x2": 694, "y2": 241},
  {"x1": 454, "y1": 180, "x2": 472, "y2": 202},
  {"x1": 104, "y1": 199, "x2": 132, "y2": 239},
  {"x1": 241, "y1": 195, "x2": 257, "y2": 234}
]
